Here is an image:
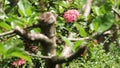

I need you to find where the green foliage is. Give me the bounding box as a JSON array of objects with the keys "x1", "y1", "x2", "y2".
[
  {"x1": 0, "y1": 21, "x2": 12, "y2": 30},
  {"x1": 0, "y1": 0, "x2": 120, "y2": 68},
  {"x1": 75, "y1": 23, "x2": 87, "y2": 37},
  {"x1": 18, "y1": 0, "x2": 34, "y2": 16},
  {"x1": 66, "y1": 44, "x2": 120, "y2": 68},
  {"x1": 0, "y1": 39, "x2": 32, "y2": 62},
  {"x1": 60, "y1": 35, "x2": 73, "y2": 47}
]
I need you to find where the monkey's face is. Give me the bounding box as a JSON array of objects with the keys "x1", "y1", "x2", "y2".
[{"x1": 40, "y1": 12, "x2": 57, "y2": 25}]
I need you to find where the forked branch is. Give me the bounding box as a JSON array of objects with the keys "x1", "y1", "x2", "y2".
[
  {"x1": 51, "y1": 45, "x2": 87, "y2": 64},
  {"x1": 14, "y1": 26, "x2": 52, "y2": 44}
]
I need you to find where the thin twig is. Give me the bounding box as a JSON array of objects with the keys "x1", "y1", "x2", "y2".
[
  {"x1": 26, "y1": 52, "x2": 52, "y2": 59},
  {"x1": 0, "y1": 23, "x2": 40, "y2": 37},
  {"x1": 68, "y1": 32, "x2": 97, "y2": 41},
  {"x1": 68, "y1": 37, "x2": 89, "y2": 41},
  {"x1": 0, "y1": 30, "x2": 15, "y2": 37},
  {"x1": 112, "y1": 7, "x2": 120, "y2": 17}
]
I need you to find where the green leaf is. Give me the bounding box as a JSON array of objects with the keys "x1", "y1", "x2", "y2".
[
  {"x1": 0, "y1": 43, "x2": 6, "y2": 55},
  {"x1": 0, "y1": 29, "x2": 2, "y2": 33},
  {"x1": 18, "y1": 0, "x2": 26, "y2": 16},
  {"x1": 97, "y1": 20, "x2": 113, "y2": 33},
  {"x1": 0, "y1": 38, "x2": 32, "y2": 62},
  {"x1": 92, "y1": 6, "x2": 100, "y2": 16},
  {"x1": 74, "y1": 40, "x2": 84, "y2": 50},
  {"x1": 6, "y1": 47, "x2": 32, "y2": 63},
  {"x1": 18, "y1": 0, "x2": 33, "y2": 16},
  {"x1": 90, "y1": 12, "x2": 114, "y2": 33},
  {"x1": 5, "y1": 38, "x2": 23, "y2": 48},
  {"x1": 59, "y1": 6, "x2": 64, "y2": 13},
  {"x1": 59, "y1": 1, "x2": 69, "y2": 8},
  {"x1": 75, "y1": 23, "x2": 87, "y2": 37},
  {"x1": 97, "y1": 13, "x2": 114, "y2": 33},
  {"x1": 89, "y1": 17, "x2": 101, "y2": 31},
  {"x1": 0, "y1": 22, "x2": 12, "y2": 30},
  {"x1": 60, "y1": 35, "x2": 73, "y2": 47}
]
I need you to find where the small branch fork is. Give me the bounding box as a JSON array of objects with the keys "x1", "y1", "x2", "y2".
[
  {"x1": 28, "y1": 45, "x2": 87, "y2": 64},
  {"x1": 51, "y1": 45, "x2": 87, "y2": 64}
]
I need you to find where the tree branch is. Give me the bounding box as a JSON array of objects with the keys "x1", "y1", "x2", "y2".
[
  {"x1": 14, "y1": 26, "x2": 52, "y2": 44},
  {"x1": 68, "y1": 32, "x2": 97, "y2": 41},
  {"x1": 112, "y1": 7, "x2": 120, "y2": 17},
  {"x1": 27, "y1": 45, "x2": 86, "y2": 64},
  {"x1": 0, "y1": 30, "x2": 15, "y2": 37},
  {"x1": 51, "y1": 45, "x2": 87, "y2": 64},
  {"x1": 68, "y1": 37, "x2": 89, "y2": 41},
  {"x1": 26, "y1": 52, "x2": 52, "y2": 59},
  {"x1": 0, "y1": 23, "x2": 40, "y2": 37},
  {"x1": 83, "y1": 0, "x2": 93, "y2": 17}
]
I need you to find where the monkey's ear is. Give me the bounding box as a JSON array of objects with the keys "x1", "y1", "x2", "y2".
[{"x1": 40, "y1": 13, "x2": 46, "y2": 21}]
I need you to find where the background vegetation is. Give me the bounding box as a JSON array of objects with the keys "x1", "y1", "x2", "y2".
[{"x1": 0, "y1": 0, "x2": 120, "y2": 68}]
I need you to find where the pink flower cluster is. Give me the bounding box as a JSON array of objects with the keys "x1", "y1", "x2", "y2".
[
  {"x1": 63, "y1": 9, "x2": 79, "y2": 23},
  {"x1": 12, "y1": 58, "x2": 25, "y2": 67}
]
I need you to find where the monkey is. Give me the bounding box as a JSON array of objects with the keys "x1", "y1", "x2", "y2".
[{"x1": 39, "y1": 12, "x2": 57, "y2": 38}]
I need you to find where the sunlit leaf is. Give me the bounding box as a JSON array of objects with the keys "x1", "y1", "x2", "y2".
[
  {"x1": 18, "y1": 0, "x2": 33, "y2": 16},
  {"x1": 0, "y1": 43, "x2": 6, "y2": 55},
  {"x1": 6, "y1": 48, "x2": 32, "y2": 63},
  {"x1": 59, "y1": 1, "x2": 69, "y2": 8},
  {"x1": 59, "y1": 6, "x2": 64, "y2": 13},
  {"x1": 0, "y1": 22, "x2": 12, "y2": 30},
  {"x1": 75, "y1": 23, "x2": 87, "y2": 37},
  {"x1": 60, "y1": 35, "x2": 73, "y2": 47},
  {"x1": 74, "y1": 40, "x2": 84, "y2": 50},
  {"x1": 92, "y1": 6, "x2": 100, "y2": 16},
  {"x1": 18, "y1": 0, "x2": 26, "y2": 16},
  {"x1": 89, "y1": 17, "x2": 101, "y2": 31},
  {"x1": 97, "y1": 13, "x2": 114, "y2": 33}
]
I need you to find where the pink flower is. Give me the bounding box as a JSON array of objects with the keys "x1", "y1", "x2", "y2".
[
  {"x1": 12, "y1": 58, "x2": 25, "y2": 67},
  {"x1": 63, "y1": 9, "x2": 80, "y2": 23}
]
